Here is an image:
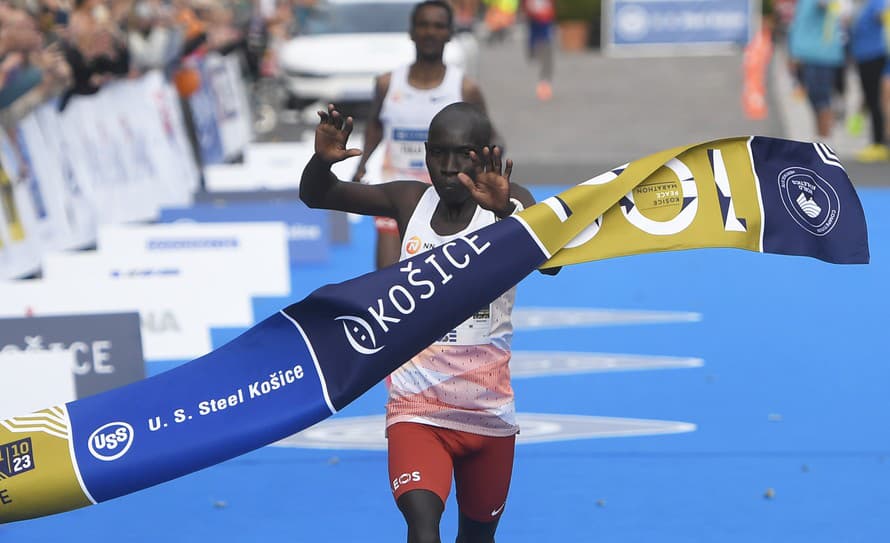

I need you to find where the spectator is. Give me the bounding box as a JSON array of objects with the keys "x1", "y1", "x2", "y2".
[
  {"x1": 351, "y1": 0, "x2": 499, "y2": 270},
  {"x1": 849, "y1": 0, "x2": 889, "y2": 160},
  {"x1": 0, "y1": 7, "x2": 71, "y2": 128},
  {"x1": 127, "y1": 0, "x2": 184, "y2": 74},
  {"x1": 60, "y1": 0, "x2": 130, "y2": 108},
  {"x1": 788, "y1": 0, "x2": 851, "y2": 139},
  {"x1": 522, "y1": 0, "x2": 555, "y2": 101}
]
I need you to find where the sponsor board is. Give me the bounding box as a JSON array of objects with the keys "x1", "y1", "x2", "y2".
[
  {"x1": 203, "y1": 140, "x2": 381, "y2": 192},
  {"x1": 0, "y1": 314, "x2": 144, "y2": 410},
  {"x1": 159, "y1": 200, "x2": 330, "y2": 264},
  {"x1": 97, "y1": 222, "x2": 290, "y2": 297},
  {"x1": 192, "y1": 190, "x2": 350, "y2": 245},
  {"x1": 605, "y1": 0, "x2": 755, "y2": 55},
  {"x1": 0, "y1": 278, "x2": 251, "y2": 360},
  {"x1": 43, "y1": 248, "x2": 277, "y2": 306}
]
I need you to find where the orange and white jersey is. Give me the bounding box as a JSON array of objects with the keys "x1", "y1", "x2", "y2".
[{"x1": 386, "y1": 187, "x2": 518, "y2": 437}]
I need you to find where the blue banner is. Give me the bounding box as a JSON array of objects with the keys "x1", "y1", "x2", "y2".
[
  {"x1": 0, "y1": 136, "x2": 868, "y2": 524},
  {"x1": 608, "y1": 0, "x2": 754, "y2": 51}
]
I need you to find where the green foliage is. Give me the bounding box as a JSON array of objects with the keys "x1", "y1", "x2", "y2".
[{"x1": 555, "y1": 0, "x2": 600, "y2": 22}]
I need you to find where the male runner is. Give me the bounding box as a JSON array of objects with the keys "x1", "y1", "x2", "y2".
[
  {"x1": 301, "y1": 101, "x2": 550, "y2": 543},
  {"x1": 351, "y1": 0, "x2": 497, "y2": 270}
]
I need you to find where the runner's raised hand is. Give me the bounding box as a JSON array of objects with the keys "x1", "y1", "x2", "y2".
[
  {"x1": 457, "y1": 145, "x2": 516, "y2": 218},
  {"x1": 315, "y1": 103, "x2": 362, "y2": 164}
]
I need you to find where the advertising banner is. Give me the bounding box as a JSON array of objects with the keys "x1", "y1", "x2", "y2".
[
  {"x1": 188, "y1": 59, "x2": 225, "y2": 166},
  {"x1": 605, "y1": 0, "x2": 756, "y2": 55},
  {"x1": 30, "y1": 103, "x2": 97, "y2": 248},
  {"x1": 0, "y1": 278, "x2": 253, "y2": 360},
  {"x1": 97, "y1": 222, "x2": 290, "y2": 296},
  {"x1": 0, "y1": 127, "x2": 57, "y2": 256},
  {"x1": 42, "y1": 249, "x2": 270, "y2": 313},
  {"x1": 0, "y1": 313, "x2": 144, "y2": 417},
  {"x1": 202, "y1": 163, "x2": 303, "y2": 192},
  {"x1": 204, "y1": 53, "x2": 252, "y2": 161},
  {"x1": 159, "y1": 200, "x2": 330, "y2": 264},
  {"x1": 0, "y1": 135, "x2": 869, "y2": 524},
  {"x1": 193, "y1": 189, "x2": 350, "y2": 244},
  {"x1": 0, "y1": 162, "x2": 40, "y2": 278}
]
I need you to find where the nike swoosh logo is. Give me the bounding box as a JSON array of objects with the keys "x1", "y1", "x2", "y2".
[{"x1": 491, "y1": 502, "x2": 506, "y2": 516}]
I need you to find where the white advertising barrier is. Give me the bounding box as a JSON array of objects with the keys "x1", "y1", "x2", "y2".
[
  {"x1": 203, "y1": 163, "x2": 303, "y2": 192},
  {"x1": 82, "y1": 85, "x2": 160, "y2": 223},
  {"x1": 243, "y1": 141, "x2": 316, "y2": 173},
  {"x1": 0, "y1": 277, "x2": 253, "y2": 361},
  {"x1": 29, "y1": 104, "x2": 98, "y2": 249},
  {"x1": 0, "y1": 72, "x2": 204, "y2": 278},
  {"x1": 140, "y1": 71, "x2": 200, "y2": 206},
  {"x1": 205, "y1": 53, "x2": 253, "y2": 161},
  {"x1": 14, "y1": 115, "x2": 79, "y2": 251},
  {"x1": 207, "y1": 138, "x2": 383, "y2": 192},
  {"x1": 0, "y1": 128, "x2": 59, "y2": 258},
  {"x1": 0, "y1": 350, "x2": 76, "y2": 419},
  {"x1": 96, "y1": 222, "x2": 290, "y2": 297},
  {"x1": 42, "y1": 249, "x2": 271, "y2": 312},
  {"x1": 0, "y1": 170, "x2": 40, "y2": 279},
  {"x1": 58, "y1": 91, "x2": 159, "y2": 225}
]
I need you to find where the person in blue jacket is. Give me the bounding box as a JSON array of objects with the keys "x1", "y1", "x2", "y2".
[{"x1": 788, "y1": 0, "x2": 850, "y2": 139}]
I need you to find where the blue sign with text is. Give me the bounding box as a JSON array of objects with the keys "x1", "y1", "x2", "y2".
[{"x1": 608, "y1": 0, "x2": 754, "y2": 51}]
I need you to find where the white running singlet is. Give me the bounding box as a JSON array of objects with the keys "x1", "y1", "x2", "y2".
[
  {"x1": 385, "y1": 187, "x2": 518, "y2": 437},
  {"x1": 376, "y1": 64, "x2": 464, "y2": 184}
]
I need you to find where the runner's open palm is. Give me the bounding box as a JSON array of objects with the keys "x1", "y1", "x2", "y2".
[
  {"x1": 315, "y1": 104, "x2": 362, "y2": 164},
  {"x1": 458, "y1": 146, "x2": 514, "y2": 216}
]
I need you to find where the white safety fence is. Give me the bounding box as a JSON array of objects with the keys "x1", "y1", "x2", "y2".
[{"x1": 0, "y1": 53, "x2": 252, "y2": 280}]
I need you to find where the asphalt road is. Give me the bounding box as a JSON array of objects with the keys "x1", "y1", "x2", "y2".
[{"x1": 264, "y1": 30, "x2": 888, "y2": 187}]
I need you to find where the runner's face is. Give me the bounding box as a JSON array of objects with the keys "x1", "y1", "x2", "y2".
[
  {"x1": 425, "y1": 123, "x2": 481, "y2": 205},
  {"x1": 410, "y1": 5, "x2": 451, "y2": 60}
]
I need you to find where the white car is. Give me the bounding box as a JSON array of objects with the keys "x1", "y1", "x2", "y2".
[{"x1": 278, "y1": 0, "x2": 478, "y2": 109}]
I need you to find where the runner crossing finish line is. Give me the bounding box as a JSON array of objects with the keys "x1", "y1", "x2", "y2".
[{"x1": 0, "y1": 136, "x2": 868, "y2": 523}]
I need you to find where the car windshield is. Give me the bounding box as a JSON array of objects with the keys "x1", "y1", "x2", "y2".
[{"x1": 302, "y1": 2, "x2": 412, "y2": 34}]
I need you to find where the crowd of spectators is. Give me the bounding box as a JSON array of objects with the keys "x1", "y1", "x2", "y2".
[
  {"x1": 785, "y1": 0, "x2": 890, "y2": 162},
  {"x1": 0, "y1": 0, "x2": 302, "y2": 132}
]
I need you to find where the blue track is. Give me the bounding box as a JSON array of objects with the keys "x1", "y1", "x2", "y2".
[{"x1": 3, "y1": 187, "x2": 888, "y2": 542}]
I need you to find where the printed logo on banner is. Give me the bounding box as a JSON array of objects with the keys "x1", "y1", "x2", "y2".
[
  {"x1": 87, "y1": 422, "x2": 134, "y2": 461},
  {"x1": 777, "y1": 167, "x2": 840, "y2": 236},
  {"x1": 335, "y1": 315, "x2": 384, "y2": 355},
  {"x1": 0, "y1": 314, "x2": 145, "y2": 399},
  {"x1": 338, "y1": 234, "x2": 493, "y2": 352},
  {"x1": 615, "y1": 5, "x2": 648, "y2": 40},
  {"x1": 0, "y1": 437, "x2": 35, "y2": 479}
]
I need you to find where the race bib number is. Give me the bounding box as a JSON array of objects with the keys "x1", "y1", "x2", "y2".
[
  {"x1": 388, "y1": 128, "x2": 428, "y2": 171},
  {"x1": 435, "y1": 306, "x2": 492, "y2": 346}
]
